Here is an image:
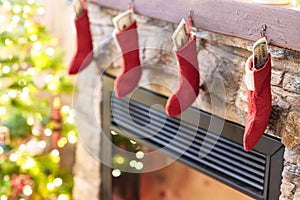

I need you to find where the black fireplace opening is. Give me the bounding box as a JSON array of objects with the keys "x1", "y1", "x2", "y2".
[{"x1": 101, "y1": 73, "x2": 284, "y2": 200}]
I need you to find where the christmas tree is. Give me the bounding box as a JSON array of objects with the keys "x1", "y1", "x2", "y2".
[{"x1": 0, "y1": 0, "x2": 77, "y2": 199}]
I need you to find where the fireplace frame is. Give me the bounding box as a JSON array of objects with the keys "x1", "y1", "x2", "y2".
[{"x1": 100, "y1": 73, "x2": 284, "y2": 200}]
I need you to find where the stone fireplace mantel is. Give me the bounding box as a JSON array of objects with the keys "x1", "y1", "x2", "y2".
[{"x1": 72, "y1": 2, "x2": 300, "y2": 200}]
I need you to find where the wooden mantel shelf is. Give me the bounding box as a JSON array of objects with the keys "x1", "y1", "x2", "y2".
[{"x1": 89, "y1": 0, "x2": 300, "y2": 52}]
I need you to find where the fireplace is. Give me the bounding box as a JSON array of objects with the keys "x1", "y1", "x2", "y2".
[
  {"x1": 108, "y1": 130, "x2": 255, "y2": 200},
  {"x1": 101, "y1": 73, "x2": 284, "y2": 200}
]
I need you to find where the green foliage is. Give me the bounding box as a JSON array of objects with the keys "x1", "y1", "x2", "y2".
[
  {"x1": 2, "y1": 112, "x2": 31, "y2": 138},
  {"x1": 0, "y1": 157, "x2": 19, "y2": 175},
  {"x1": 0, "y1": 0, "x2": 76, "y2": 199}
]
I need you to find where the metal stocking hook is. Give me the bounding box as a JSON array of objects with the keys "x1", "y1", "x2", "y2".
[
  {"x1": 187, "y1": 9, "x2": 194, "y2": 36},
  {"x1": 189, "y1": 9, "x2": 194, "y2": 19},
  {"x1": 260, "y1": 24, "x2": 267, "y2": 38},
  {"x1": 129, "y1": 0, "x2": 135, "y2": 10},
  {"x1": 188, "y1": 9, "x2": 194, "y2": 25}
]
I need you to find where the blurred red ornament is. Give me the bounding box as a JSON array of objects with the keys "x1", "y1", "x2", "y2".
[
  {"x1": 51, "y1": 97, "x2": 62, "y2": 149},
  {"x1": 10, "y1": 174, "x2": 34, "y2": 197}
]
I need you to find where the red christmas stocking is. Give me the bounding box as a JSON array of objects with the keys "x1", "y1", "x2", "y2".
[
  {"x1": 243, "y1": 54, "x2": 272, "y2": 151},
  {"x1": 68, "y1": 3, "x2": 93, "y2": 75},
  {"x1": 165, "y1": 38, "x2": 199, "y2": 117},
  {"x1": 114, "y1": 20, "x2": 141, "y2": 98}
]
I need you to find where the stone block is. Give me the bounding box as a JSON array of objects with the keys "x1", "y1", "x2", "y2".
[
  {"x1": 272, "y1": 69, "x2": 284, "y2": 86},
  {"x1": 269, "y1": 105, "x2": 288, "y2": 137},
  {"x1": 285, "y1": 149, "x2": 300, "y2": 165},
  {"x1": 282, "y1": 164, "x2": 300, "y2": 182},
  {"x1": 235, "y1": 80, "x2": 248, "y2": 111},
  {"x1": 73, "y1": 142, "x2": 101, "y2": 186},
  {"x1": 198, "y1": 42, "x2": 245, "y2": 108},
  {"x1": 280, "y1": 181, "x2": 295, "y2": 199},
  {"x1": 279, "y1": 195, "x2": 292, "y2": 200},
  {"x1": 283, "y1": 73, "x2": 300, "y2": 94},
  {"x1": 283, "y1": 60, "x2": 300, "y2": 74},
  {"x1": 294, "y1": 188, "x2": 300, "y2": 200},
  {"x1": 282, "y1": 111, "x2": 300, "y2": 150},
  {"x1": 272, "y1": 87, "x2": 291, "y2": 110},
  {"x1": 285, "y1": 92, "x2": 300, "y2": 110},
  {"x1": 272, "y1": 58, "x2": 300, "y2": 73},
  {"x1": 73, "y1": 176, "x2": 100, "y2": 200},
  {"x1": 197, "y1": 30, "x2": 253, "y2": 52}
]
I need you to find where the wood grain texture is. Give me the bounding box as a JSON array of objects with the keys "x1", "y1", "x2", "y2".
[{"x1": 89, "y1": 0, "x2": 300, "y2": 51}]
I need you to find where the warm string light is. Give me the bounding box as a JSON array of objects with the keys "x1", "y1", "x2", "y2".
[
  {"x1": 58, "y1": 194, "x2": 69, "y2": 200},
  {"x1": 0, "y1": 0, "x2": 76, "y2": 198},
  {"x1": 12, "y1": 5, "x2": 22, "y2": 14},
  {"x1": 1, "y1": 94, "x2": 9, "y2": 102},
  {"x1": 38, "y1": 141, "x2": 46, "y2": 149},
  {"x1": 27, "y1": 139, "x2": 44, "y2": 156},
  {"x1": 4, "y1": 147, "x2": 65, "y2": 196},
  {"x1": 115, "y1": 155, "x2": 125, "y2": 165},
  {"x1": 112, "y1": 169, "x2": 121, "y2": 177},
  {"x1": 27, "y1": 0, "x2": 35, "y2": 4},
  {"x1": 67, "y1": 131, "x2": 77, "y2": 144},
  {"x1": 136, "y1": 151, "x2": 144, "y2": 159},
  {"x1": 0, "y1": 0, "x2": 44, "y2": 34},
  {"x1": 46, "y1": 182, "x2": 54, "y2": 191},
  {"x1": 2, "y1": 1, "x2": 11, "y2": 11},
  {"x1": 111, "y1": 130, "x2": 146, "y2": 177},
  {"x1": 46, "y1": 177, "x2": 64, "y2": 190},
  {"x1": 0, "y1": 107, "x2": 6, "y2": 116},
  {"x1": 0, "y1": 147, "x2": 4, "y2": 154},
  {"x1": 8, "y1": 90, "x2": 17, "y2": 98},
  {"x1": 9, "y1": 153, "x2": 18, "y2": 162},
  {"x1": 57, "y1": 137, "x2": 68, "y2": 148},
  {"x1": 54, "y1": 178, "x2": 63, "y2": 187},
  {"x1": 0, "y1": 195, "x2": 8, "y2": 200},
  {"x1": 130, "y1": 139, "x2": 137, "y2": 144},
  {"x1": 22, "y1": 185, "x2": 33, "y2": 196},
  {"x1": 0, "y1": 88, "x2": 31, "y2": 104},
  {"x1": 27, "y1": 117, "x2": 35, "y2": 126},
  {"x1": 36, "y1": 7, "x2": 45, "y2": 15},
  {"x1": 27, "y1": 67, "x2": 35, "y2": 75},
  {"x1": 44, "y1": 128, "x2": 52, "y2": 136},
  {"x1": 135, "y1": 162, "x2": 144, "y2": 170},
  {"x1": 21, "y1": 158, "x2": 36, "y2": 170},
  {"x1": 19, "y1": 144, "x2": 27, "y2": 151},
  {"x1": 111, "y1": 130, "x2": 118, "y2": 135},
  {"x1": 51, "y1": 149, "x2": 60, "y2": 157},
  {"x1": 4, "y1": 136, "x2": 67, "y2": 195},
  {"x1": 61, "y1": 105, "x2": 70, "y2": 113}
]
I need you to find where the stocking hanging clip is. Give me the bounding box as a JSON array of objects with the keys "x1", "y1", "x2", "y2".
[
  {"x1": 252, "y1": 24, "x2": 269, "y2": 69},
  {"x1": 187, "y1": 9, "x2": 194, "y2": 36},
  {"x1": 128, "y1": 0, "x2": 135, "y2": 10},
  {"x1": 260, "y1": 24, "x2": 267, "y2": 39}
]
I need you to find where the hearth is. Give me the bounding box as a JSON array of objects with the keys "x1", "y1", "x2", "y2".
[{"x1": 101, "y1": 73, "x2": 284, "y2": 200}]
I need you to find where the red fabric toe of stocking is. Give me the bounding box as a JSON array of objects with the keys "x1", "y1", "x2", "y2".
[
  {"x1": 243, "y1": 55, "x2": 272, "y2": 151},
  {"x1": 68, "y1": 8, "x2": 94, "y2": 75},
  {"x1": 165, "y1": 38, "x2": 199, "y2": 117},
  {"x1": 114, "y1": 20, "x2": 141, "y2": 98}
]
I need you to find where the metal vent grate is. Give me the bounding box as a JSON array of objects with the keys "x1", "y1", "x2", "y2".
[
  {"x1": 102, "y1": 73, "x2": 284, "y2": 200},
  {"x1": 111, "y1": 95, "x2": 266, "y2": 197}
]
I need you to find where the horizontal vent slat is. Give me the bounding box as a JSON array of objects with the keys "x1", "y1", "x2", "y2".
[{"x1": 112, "y1": 106, "x2": 265, "y2": 178}]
